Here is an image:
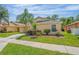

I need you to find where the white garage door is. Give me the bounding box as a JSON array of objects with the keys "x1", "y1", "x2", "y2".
[{"x1": 71, "y1": 28, "x2": 79, "y2": 35}]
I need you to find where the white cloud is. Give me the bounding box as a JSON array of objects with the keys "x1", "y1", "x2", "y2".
[
  {"x1": 13, "y1": 4, "x2": 32, "y2": 7},
  {"x1": 3, "y1": 4, "x2": 79, "y2": 21},
  {"x1": 64, "y1": 5, "x2": 79, "y2": 10}
]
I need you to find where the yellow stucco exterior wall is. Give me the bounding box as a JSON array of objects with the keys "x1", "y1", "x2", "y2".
[
  {"x1": 6, "y1": 26, "x2": 18, "y2": 32},
  {"x1": 0, "y1": 21, "x2": 61, "y2": 33},
  {"x1": 19, "y1": 27, "x2": 26, "y2": 32},
  {"x1": 36, "y1": 20, "x2": 61, "y2": 33}
]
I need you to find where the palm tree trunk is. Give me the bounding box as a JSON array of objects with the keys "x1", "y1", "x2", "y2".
[{"x1": 25, "y1": 23, "x2": 27, "y2": 32}]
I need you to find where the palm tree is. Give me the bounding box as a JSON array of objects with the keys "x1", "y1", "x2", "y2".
[
  {"x1": 17, "y1": 9, "x2": 34, "y2": 31},
  {"x1": 0, "y1": 5, "x2": 9, "y2": 24},
  {"x1": 28, "y1": 14, "x2": 37, "y2": 30},
  {"x1": 17, "y1": 9, "x2": 31, "y2": 26},
  {"x1": 17, "y1": 9, "x2": 29, "y2": 25},
  {"x1": 28, "y1": 13, "x2": 34, "y2": 24}
]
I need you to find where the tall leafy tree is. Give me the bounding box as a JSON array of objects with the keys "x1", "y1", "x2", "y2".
[
  {"x1": 60, "y1": 16, "x2": 74, "y2": 26},
  {"x1": 60, "y1": 17, "x2": 66, "y2": 31},
  {"x1": 46, "y1": 16, "x2": 51, "y2": 19},
  {"x1": 0, "y1": 5, "x2": 9, "y2": 24},
  {"x1": 60, "y1": 17, "x2": 66, "y2": 25},
  {"x1": 51, "y1": 14, "x2": 58, "y2": 21},
  {"x1": 65, "y1": 16, "x2": 74, "y2": 25},
  {"x1": 60, "y1": 17, "x2": 74, "y2": 31}
]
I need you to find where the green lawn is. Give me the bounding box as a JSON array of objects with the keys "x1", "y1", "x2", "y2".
[
  {"x1": 0, "y1": 43, "x2": 68, "y2": 55},
  {"x1": 0, "y1": 32, "x2": 21, "y2": 38},
  {"x1": 18, "y1": 32, "x2": 79, "y2": 47}
]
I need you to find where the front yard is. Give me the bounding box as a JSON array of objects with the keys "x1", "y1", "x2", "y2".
[
  {"x1": 18, "y1": 32, "x2": 79, "y2": 47},
  {"x1": 0, "y1": 43, "x2": 68, "y2": 55},
  {"x1": 0, "y1": 32, "x2": 21, "y2": 38}
]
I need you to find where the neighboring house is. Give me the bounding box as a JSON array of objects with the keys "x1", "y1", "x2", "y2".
[
  {"x1": 0, "y1": 23, "x2": 27, "y2": 32},
  {"x1": 0, "y1": 24, "x2": 6, "y2": 32},
  {"x1": 34, "y1": 17, "x2": 62, "y2": 33},
  {"x1": 64, "y1": 21, "x2": 79, "y2": 35},
  {"x1": 64, "y1": 21, "x2": 79, "y2": 31},
  {"x1": 6, "y1": 23, "x2": 27, "y2": 32}
]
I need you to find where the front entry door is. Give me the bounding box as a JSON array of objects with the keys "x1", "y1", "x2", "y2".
[{"x1": 51, "y1": 25, "x2": 57, "y2": 32}]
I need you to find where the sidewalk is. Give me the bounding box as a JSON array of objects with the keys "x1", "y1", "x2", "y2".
[
  {"x1": 10, "y1": 39, "x2": 79, "y2": 55},
  {"x1": 0, "y1": 34, "x2": 24, "y2": 52},
  {"x1": 0, "y1": 41, "x2": 8, "y2": 52}
]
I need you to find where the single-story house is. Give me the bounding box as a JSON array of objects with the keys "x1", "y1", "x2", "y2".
[
  {"x1": 64, "y1": 21, "x2": 79, "y2": 35},
  {"x1": 33, "y1": 17, "x2": 62, "y2": 33},
  {"x1": 64, "y1": 21, "x2": 79, "y2": 31},
  {"x1": 0, "y1": 23, "x2": 28, "y2": 32}
]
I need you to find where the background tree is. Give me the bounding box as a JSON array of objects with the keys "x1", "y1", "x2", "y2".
[
  {"x1": 60, "y1": 16, "x2": 74, "y2": 26},
  {"x1": 0, "y1": 5, "x2": 9, "y2": 24},
  {"x1": 76, "y1": 15, "x2": 79, "y2": 21},
  {"x1": 60, "y1": 16, "x2": 74, "y2": 31},
  {"x1": 46, "y1": 16, "x2": 51, "y2": 20},
  {"x1": 60, "y1": 17, "x2": 66, "y2": 31},
  {"x1": 51, "y1": 14, "x2": 58, "y2": 21},
  {"x1": 65, "y1": 16, "x2": 74, "y2": 25}
]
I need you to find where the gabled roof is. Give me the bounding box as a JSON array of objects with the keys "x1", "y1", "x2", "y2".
[
  {"x1": 0, "y1": 22, "x2": 26, "y2": 27},
  {"x1": 35, "y1": 17, "x2": 50, "y2": 23}
]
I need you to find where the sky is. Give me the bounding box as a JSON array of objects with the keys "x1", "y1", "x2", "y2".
[{"x1": 1, "y1": 4, "x2": 79, "y2": 21}]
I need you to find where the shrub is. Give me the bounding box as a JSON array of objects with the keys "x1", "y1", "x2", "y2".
[
  {"x1": 26, "y1": 30, "x2": 33, "y2": 35},
  {"x1": 0, "y1": 30, "x2": 4, "y2": 33},
  {"x1": 26, "y1": 30, "x2": 42, "y2": 36},
  {"x1": 26, "y1": 30, "x2": 36, "y2": 35},
  {"x1": 67, "y1": 30, "x2": 71, "y2": 33},
  {"x1": 44, "y1": 29, "x2": 50, "y2": 35},
  {"x1": 32, "y1": 23, "x2": 36, "y2": 31},
  {"x1": 56, "y1": 32, "x2": 60, "y2": 37},
  {"x1": 36, "y1": 30, "x2": 42, "y2": 36},
  {"x1": 32, "y1": 30, "x2": 36, "y2": 35}
]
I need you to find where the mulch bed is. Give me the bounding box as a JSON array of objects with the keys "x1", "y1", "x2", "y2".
[{"x1": 28, "y1": 34, "x2": 64, "y2": 39}]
